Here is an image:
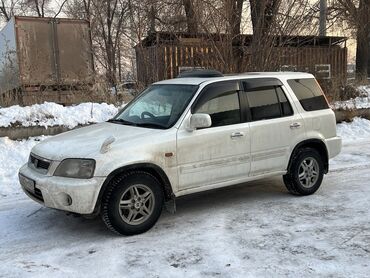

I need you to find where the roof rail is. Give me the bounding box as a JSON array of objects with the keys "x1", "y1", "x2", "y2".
[{"x1": 177, "y1": 69, "x2": 224, "y2": 78}]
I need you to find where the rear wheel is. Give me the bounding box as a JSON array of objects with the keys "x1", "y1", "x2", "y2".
[
  {"x1": 283, "y1": 148, "x2": 324, "y2": 195},
  {"x1": 101, "y1": 171, "x2": 164, "y2": 235}
]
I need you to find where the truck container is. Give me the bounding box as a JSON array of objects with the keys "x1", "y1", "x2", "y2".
[{"x1": 0, "y1": 16, "x2": 94, "y2": 106}]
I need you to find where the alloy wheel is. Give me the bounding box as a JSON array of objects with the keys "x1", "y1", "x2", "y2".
[
  {"x1": 298, "y1": 157, "x2": 319, "y2": 188},
  {"x1": 118, "y1": 184, "x2": 155, "y2": 225}
]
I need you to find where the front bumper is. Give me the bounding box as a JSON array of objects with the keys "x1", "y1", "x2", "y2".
[{"x1": 19, "y1": 164, "x2": 105, "y2": 214}]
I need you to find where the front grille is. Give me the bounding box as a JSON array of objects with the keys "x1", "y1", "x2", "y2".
[
  {"x1": 29, "y1": 154, "x2": 51, "y2": 174},
  {"x1": 36, "y1": 159, "x2": 50, "y2": 170}
]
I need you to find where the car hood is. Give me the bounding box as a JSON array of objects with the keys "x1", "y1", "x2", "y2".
[{"x1": 31, "y1": 122, "x2": 163, "y2": 161}]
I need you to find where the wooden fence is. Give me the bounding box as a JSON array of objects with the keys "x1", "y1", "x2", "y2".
[{"x1": 136, "y1": 43, "x2": 347, "y2": 91}]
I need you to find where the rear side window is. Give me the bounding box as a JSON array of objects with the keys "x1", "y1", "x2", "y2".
[
  {"x1": 287, "y1": 78, "x2": 329, "y2": 111},
  {"x1": 246, "y1": 87, "x2": 293, "y2": 121}
]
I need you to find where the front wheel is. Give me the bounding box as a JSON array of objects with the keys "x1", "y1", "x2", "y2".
[
  {"x1": 101, "y1": 171, "x2": 164, "y2": 235},
  {"x1": 283, "y1": 148, "x2": 324, "y2": 196}
]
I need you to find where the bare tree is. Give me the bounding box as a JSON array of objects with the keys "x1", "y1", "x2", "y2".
[
  {"x1": 26, "y1": 0, "x2": 50, "y2": 17},
  {"x1": 66, "y1": 0, "x2": 129, "y2": 88},
  {"x1": 54, "y1": 0, "x2": 68, "y2": 18},
  {"x1": 0, "y1": 0, "x2": 25, "y2": 22},
  {"x1": 333, "y1": 0, "x2": 370, "y2": 81},
  {"x1": 0, "y1": 0, "x2": 12, "y2": 21}
]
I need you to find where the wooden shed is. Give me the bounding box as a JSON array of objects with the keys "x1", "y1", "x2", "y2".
[{"x1": 135, "y1": 32, "x2": 347, "y2": 94}]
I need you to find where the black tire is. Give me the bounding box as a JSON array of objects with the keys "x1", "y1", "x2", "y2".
[
  {"x1": 283, "y1": 148, "x2": 324, "y2": 196},
  {"x1": 101, "y1": 171, "x2": 164, "y2": 236}
]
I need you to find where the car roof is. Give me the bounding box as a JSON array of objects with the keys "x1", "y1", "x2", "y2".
[{"x1": 153, "y1": 72, "x2": 314, "y2": 86}]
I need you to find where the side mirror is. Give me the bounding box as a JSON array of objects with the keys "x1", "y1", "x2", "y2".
[{"x1": 188, "y1": 113, "x2": 212, "y2": 131}]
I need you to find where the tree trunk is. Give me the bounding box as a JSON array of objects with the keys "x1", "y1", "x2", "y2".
[
  {"x1": 232, "y1": 0, "x2": 244, "y2": 72},
  {"x1": 356, "y1": 26, "x2": 369, "y2": 81},
  {"x1": 227, "y1": 0, "x2": 243, "y2": 37},
  {"x1": 149, "y1": 5, "x2": 156, "y2": 33},
  {"x1": 356, "y1": 0, "x2": 370, "y2": 81},
  {"x1": 183, "y1": 0, "x2": 198, "y2": 33},
  {"x1": 249, "y1": 0, "x2": 280, "y2": 71}
]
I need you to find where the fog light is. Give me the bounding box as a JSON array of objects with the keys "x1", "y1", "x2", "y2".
[
  {"x1": 66, "y1": 195, "x2": 72, "y2": 206},
  {"x1": 57, "y1": 192, "x2": 73, "y2": 206}
]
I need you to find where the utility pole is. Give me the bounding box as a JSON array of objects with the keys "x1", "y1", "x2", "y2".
[{"x1": 319, "y1": 0, "x2": 327, "y2": 36}]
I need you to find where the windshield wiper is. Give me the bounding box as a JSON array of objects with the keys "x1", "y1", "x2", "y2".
[
  {"x1": 108, "y1": 118, "x2": 166, "y2": 129},
  {"x1": 107, "y1": 118, "x2": 137, "y2": 126},
  {"x1": 134, "y1": 122, "x2": 167, "y2": 129}
]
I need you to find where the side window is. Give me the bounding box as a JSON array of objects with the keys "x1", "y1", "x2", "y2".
[
  {"x1": 287, "y1": 78, "x2": 329, "y2": 111},
  {"x1": 276, "y1": 87, "x2": 293, "y2": 116},
  {"x1": 246, "y1": 88, "x2": 280, "y2": 121},
  {"x1": 195, "y1": 91, "x2": 241, "y2": 127},
  {"x1": 246, "y1": 86, "x2": 293, "y2": 121}
]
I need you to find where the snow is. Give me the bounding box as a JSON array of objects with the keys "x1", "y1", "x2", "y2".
[
  {"x1": 331, "y1": 117, "x2": 370, "y2": 172},
  {"x1": 0, "y1": 102, "x2": 124, "y2": 128},
  {"x1": 0, "y1": 136, "x2": 47, "y2": 198},
  {"x1": 332, "y1": 97, "x2": 370, "y2": 110},
  {"x1": 331, "y1": 85, "x2": 370, "y2": 110},
  {"x1": 0, "y1": 118, "x2": 370, "y2": 277},
  {"x1": 336, "y1": 117, "x2": 370, "y2": 142}
]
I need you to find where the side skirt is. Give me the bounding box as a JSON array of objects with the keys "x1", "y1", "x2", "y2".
[{"x1": 174, "y1": 170, "x2": 287, "y2": 198}]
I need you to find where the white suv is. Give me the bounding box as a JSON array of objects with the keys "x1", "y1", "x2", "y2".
[{"x1": 18, "y1": 71, "x2": 342, "y2": 235}]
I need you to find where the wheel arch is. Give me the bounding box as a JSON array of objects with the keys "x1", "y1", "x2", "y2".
[
  {"x1": 93, "y1": 163, "x2": 174, "y2": 214},
  {"x1": 288, "y1": 139, "x2": 329, "y2": 174}
]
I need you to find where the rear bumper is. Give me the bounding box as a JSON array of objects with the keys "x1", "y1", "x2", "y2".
[
  {"x1": 19, "y1": 164, "x2": 105, "y2": 214},
  {"x1": 326, "y1": 136, "x2": 342, "y2": 159}
]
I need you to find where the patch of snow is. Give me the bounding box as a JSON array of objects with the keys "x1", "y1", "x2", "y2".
[
  {"x1": 0, "y1": 136, "x2": 47, "y2": 198},
  {"x1": 331, "y1": 85, "x2": 370, "y2": 110},
  {"x1": 331, "y1": 118, "x2": 370, "y2": 171},
  {"x1": 0, "y1": 102, "x2": 125, "y2": 129},
  {"x1": 336, "y1": 117, "x2": 370, "y2": 143},
  {"x1": 331, "y1": 97, "x2": 370, "y2": 110},
  {"x1": 358, "y1": 85, "x2": 370, "y2": 96}
]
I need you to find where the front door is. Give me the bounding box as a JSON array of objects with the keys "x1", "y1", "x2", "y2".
[{"x1": 176, "y1": 81, "x2": 251, "y2": 190}]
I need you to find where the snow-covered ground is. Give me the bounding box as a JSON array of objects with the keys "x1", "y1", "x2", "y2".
[
  {"x1": 1, "y1": 119, "x2": 370, "y2": 277},
  {"x1": 0, "y1": 102, "x2": 124, "y2": 128},
  {"x1": 332, "y1": 85, "x2": 370, "y2": 110}
]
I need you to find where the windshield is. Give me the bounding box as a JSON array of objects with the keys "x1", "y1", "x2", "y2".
[{"x1": 112, "y1": 84, "x2": 198, "y2": 129}]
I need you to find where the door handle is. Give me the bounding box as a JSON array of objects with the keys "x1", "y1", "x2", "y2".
[
  {"x1": 230, "y1": 132, "x2": 245, "y2": 138},
  {"x1": 290, "y1": 122, "x2": 302, "y2": 129}
]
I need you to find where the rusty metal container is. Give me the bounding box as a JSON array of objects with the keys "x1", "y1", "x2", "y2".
[{"x1": 0, "y1": 16, "x2": 94, "y2": 106}]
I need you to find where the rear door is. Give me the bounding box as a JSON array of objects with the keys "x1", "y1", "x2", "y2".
[
  {"x1": 176, "y1": 80, "x2": 251, "y2": 190},
  {"x1": 242, "y1": 79, "x2": 305, "y2": 176}
]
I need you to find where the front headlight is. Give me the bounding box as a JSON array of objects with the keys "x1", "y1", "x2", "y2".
[{"x1": 54, "y1": 159, "x2": 95, "y2": 179}]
